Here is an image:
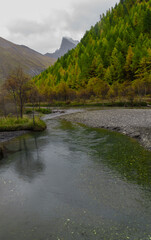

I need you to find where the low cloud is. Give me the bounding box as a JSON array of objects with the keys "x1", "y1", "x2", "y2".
[
  {"x1": 7, "y1": 0, "x2": 118, "y2": 54},
  {"x1": 8, "y1": 20, "x2": 49, "y2": 36}
]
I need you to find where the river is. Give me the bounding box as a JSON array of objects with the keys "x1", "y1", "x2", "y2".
[{"x1": 0, "y1": 117, "x2": 151, "y2": 240}]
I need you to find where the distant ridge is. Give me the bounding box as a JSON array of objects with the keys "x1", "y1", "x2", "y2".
[
  {"x1": 45, "y1": 37, "x2": 79, "y2": 59},
  {"x1": 0, "y1": 37, "x2": 56, "y2": 82}
]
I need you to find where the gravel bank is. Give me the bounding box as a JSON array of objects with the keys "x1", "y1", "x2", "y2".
[
  {"x1": 61, "y1": 109, "x2": 151, "y2": 151},
  {"x1": 0, "y1": 131, "x2": 28, "y2": 144}
]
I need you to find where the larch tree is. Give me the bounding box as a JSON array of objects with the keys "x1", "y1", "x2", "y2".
[{"x1": 125, "y1": 46, "x2": 134, "y2": 81}]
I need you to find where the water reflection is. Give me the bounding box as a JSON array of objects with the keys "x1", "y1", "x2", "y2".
[
  {"x1": 59, "y1": 120, "x2": 151, "y2": 187},
  {"x1": 3, "y1": 134, "x2": 45, "y2": 181},
  {"x1": 0, "y1": 119, "x2": 151, "y2": 240}
]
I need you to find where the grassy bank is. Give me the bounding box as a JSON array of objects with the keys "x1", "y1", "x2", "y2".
[
  {"x1": 26, "y1": 100, "x2": 149, "y2": 108},
  {"x1": 0, "y1": 116, "x2": 46, "y2": 131}
]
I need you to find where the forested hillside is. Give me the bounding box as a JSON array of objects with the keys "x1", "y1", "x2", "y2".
[{"x1": 34, "y1": 0, "x2": 151, "y2": 102}]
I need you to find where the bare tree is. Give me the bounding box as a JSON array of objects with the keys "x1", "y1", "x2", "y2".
[
  {"x1": 0, "y1": 89, "x2": 7, "y2": 117},
  {"x1": 4, "y1": 67, "x2": 30, "y2": 118}
]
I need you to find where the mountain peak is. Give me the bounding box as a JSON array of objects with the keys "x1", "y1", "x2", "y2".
[
  {"x1": 62, "y1": 36, "x2": 79, "y2": 45},
  {"x1": 45, "y1": 36, "x2": 79, "y2": 59}
]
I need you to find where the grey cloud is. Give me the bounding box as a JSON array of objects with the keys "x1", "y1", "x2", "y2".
[
  {"x1": 6, "y1": 0, "x2": 118, "y2": 53},
  {"x1": 8, "y1": 20, "x2": 50, "y2": 36},
  {"x1": 64, "y1": 0, "x2": 118, "y2": 32}
]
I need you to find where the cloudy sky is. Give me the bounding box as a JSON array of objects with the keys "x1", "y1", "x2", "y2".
[{"x1": 0, "y1": 0, "x2": 119, "y2": 54}]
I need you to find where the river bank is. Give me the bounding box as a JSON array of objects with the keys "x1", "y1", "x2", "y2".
[
  {"x1": 0, "y1": 116, "x2": 46, "y2": 158},
  {"x1": 0, "y1": 108, "x2": 151, "y2": 152},
  {"x1": 0, "y1": 131, "x2": 28, "y2": 159},
  {"x1": 60, "y1": 109, "x2": 151, "y2": 151},
  {"x1": 0, "y1": 130, "x2": 28, "y2": 144},
  {"x1": 0, "y1": 109, "x2": 82, "y2": 157}
]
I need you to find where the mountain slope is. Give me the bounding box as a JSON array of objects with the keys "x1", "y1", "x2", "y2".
[
  {"x1": 45, "y1": 37, "x2": 79, "y2": 59},
  {"x1": 0, "y1": 37, "x2": 56, "y2": 82},
  {"x1": 34, "y1": 0, "x2": 151, "y2": 93}
]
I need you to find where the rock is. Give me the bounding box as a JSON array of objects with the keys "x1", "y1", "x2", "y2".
[{"x1": 52, "y1": 110, "x2": 65, "y2": 114}]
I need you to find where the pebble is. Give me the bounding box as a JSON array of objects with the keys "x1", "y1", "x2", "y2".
[{"x1": 61, "y1": 109, "x2": 151, "y2": 151}]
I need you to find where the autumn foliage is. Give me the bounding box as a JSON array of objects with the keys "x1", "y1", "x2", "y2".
[{"x1": 33, "y1": 0, "x2": 151, "y2": 103}]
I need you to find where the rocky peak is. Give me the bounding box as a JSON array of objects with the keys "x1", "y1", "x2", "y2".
[{"x1": 45, "y1": 37, "x2": 79, "y2": 59}]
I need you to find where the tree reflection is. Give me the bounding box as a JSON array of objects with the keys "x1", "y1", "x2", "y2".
[{"x1": 14, "y1": 135, "x2": 45, "y2": 182}]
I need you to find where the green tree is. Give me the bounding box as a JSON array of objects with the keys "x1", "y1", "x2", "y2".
[{"x1": 125, "y1": 46, "x2": 134, "y2": 81}]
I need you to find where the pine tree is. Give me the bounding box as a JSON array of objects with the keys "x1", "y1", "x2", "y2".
[{"x1": 125, "y1": 46, "x2": 134, "y2": 81}]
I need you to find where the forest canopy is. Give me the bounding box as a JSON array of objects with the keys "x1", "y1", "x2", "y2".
[{"x1": 34, "y1": 0, "x2": 151, "y2": 102}]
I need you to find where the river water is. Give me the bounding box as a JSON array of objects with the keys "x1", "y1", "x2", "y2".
[{"x1": 0, "y1": 117, "x2": 151, "y2": 240}]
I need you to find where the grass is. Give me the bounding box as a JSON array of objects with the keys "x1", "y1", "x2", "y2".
[
  {"x1": 25, "y1": 108, "x2": 52, "y2": 114},
  {"x1": 26, "y1": 100, "x2": 148, "y2": 108},
  {"x1": 0, "y1": 116, "x2": 46, "y2": 131},
  {"x1": 25, "y1": 108, "x2": 33, "y2": 114},
  {"x1": 36, "y1": 108, "x2": 52, "y2": 114}
]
